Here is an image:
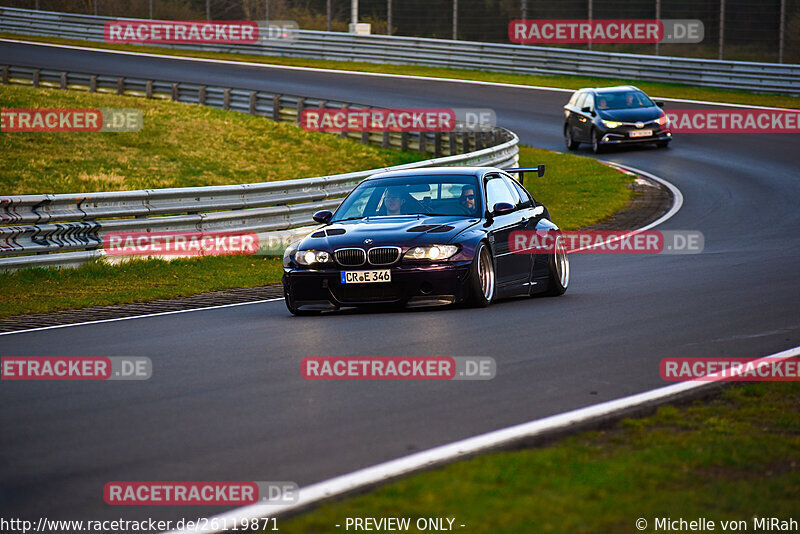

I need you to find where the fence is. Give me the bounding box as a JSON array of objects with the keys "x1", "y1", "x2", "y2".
[{"x1": 1, "y1": 7, "x2": 798, "y2": 95}]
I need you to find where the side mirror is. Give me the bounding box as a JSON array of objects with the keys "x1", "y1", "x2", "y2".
[
  {"x1": 492, "y1": 202, "x2": 514, "y2": 215},
  {"x1": 312, "y1": 210, "x2": 333, "y2": 224},
  {"x1": 656, "y1": 101, "x2": 665, "y2": 108},
  {"x1": 531, "y1": 205, "x2": 545, "y2": 217},
  {"x1": 581, "y1": 106, "x2": 592, "y2": 113}
]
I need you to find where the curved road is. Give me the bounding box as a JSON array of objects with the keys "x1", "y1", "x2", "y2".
[{"x1": 1, "y1": 41, "x2": 799, "y2": 526}]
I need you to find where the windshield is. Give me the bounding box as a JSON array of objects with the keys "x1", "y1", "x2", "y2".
[
  {"x1": 595, "y1": 90, "x2": 654, "y2": 110},
  {"x1": 332, "y1": 174, "x2": 481, "y2": 220}
]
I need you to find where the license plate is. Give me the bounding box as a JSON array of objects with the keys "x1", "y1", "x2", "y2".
[
  {"x1": 340, "y1": 270, "x2": 391, "y2": 284},
  {"x1": 629, "y1": 129, "x2": 653, "y2": 138}
]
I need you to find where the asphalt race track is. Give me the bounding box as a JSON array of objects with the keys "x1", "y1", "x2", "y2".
[{"x1": 1, "y1": 40, "x2": 799, "y2": 526}]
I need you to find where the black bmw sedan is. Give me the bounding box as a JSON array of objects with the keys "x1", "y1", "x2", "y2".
[
  {"x1": 282, "y1": 166, "x2": 569, "y2": 315},
  {"x1": 563, "y1": 85, "x2": 672, "y2": 153}
]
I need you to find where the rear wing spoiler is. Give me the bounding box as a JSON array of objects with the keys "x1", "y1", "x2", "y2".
[{"x1": 502, "y1": 165, "x2": 545, "y2": 185}]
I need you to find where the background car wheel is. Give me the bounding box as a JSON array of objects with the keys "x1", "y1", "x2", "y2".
[
  {"x1": 467, "y1": 242, "x2": 495, "y2": 307},
  {"x1": 657, "y1": 141, "x2": 670, "y2": 148},
  {"x1": 284, "y1": 285, "x2": 321, "y2": 316},
  {"x1": 591, "y1": 129, "x2": 604, "y2": 154},
  {"x1": 565, "y1": 128, "x2": 579, "y2": 150},
  {"x1": 544, "y1": 234, "x2": 569, "y2": 296}
]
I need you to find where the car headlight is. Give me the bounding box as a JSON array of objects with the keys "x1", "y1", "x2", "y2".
[
  {"x1": 601, "y1": 120, "x2": 622, "y2": 129},
  {"x1": 656, "y1": 115, "x2": 670, "y2": 126},
  {"x1": 294, "y1": 249, "x2": 332, "y2": 266},
  {"x1": 283, "y1": 242, "x2": 299, "y2": 268},
  {"x1": 403, "y1": 245, "x2": 459, "y2": 261}
]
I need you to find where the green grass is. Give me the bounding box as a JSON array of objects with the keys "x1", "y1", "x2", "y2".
[
  {"x1": 0, "y1": 256, "x2": 283, "y2": 318},
  {"x1": 265, "y1": 381, "x2": 800, "y2": 534},
  {"x1": 0, "y1": 83, "x2": 424, "y2": 194},
  {"x1": 2, "y1": 32, "x2": 798, "y2": 110}
]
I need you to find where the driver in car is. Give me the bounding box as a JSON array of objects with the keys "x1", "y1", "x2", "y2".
[
  {"x1": 459, "y1": 185, "x2": 477, "y2": 215},
  {"x1": 384, "y1": 188, "x2": 407, "y2": 215}
]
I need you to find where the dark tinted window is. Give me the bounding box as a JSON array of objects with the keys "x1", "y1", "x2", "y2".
[{"x1": 596, "y1": 90, "x2": 653, "y2": 110}]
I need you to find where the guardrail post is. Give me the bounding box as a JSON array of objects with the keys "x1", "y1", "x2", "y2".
[
  {"x1": 171, "y1": 83, "x2": 179, "y2": 101},
  {"x1": 434, "y1": 132, "x2": 442, "y2": 157},
  {"x1": 146, "y1": 80, "x2": 153, "y2": 98},
  {"x1": 401, "y1": 131, "x2": 409, "y2": 151},
  {"x1": 90, "y1": 75, "x2": 97, "y2": 93},
  {"x1": 273, "y1": 95, "x2": 281, "y2": 121},
  {"x1": 249, "y1": 91, "x2": 257, "y2": 114},
  {"x1": 116, "y1": 77, "x2": 124, "y2": 95},
  {"x1": 448, "y1": 133, "x2": 457, "y2": 155},
  {"x1": 223, "y1": 88, "x2": 231, "y2": 110},
  {"x1": 32, "y1": 69, "x2": 40, "y2": 88},
  {"x1": 418, "y1": 133, "x2": 427, "y2": 154},
  {"x1": 198, "y1": 85, "x2": 205, "y2": 105},
  {"x1": 60, "y1": 72, "x2": 67, "y2": 90},
  {"x1": 2, "y1": 66, "x2": 8, "y2": 85},
  {"x1": 296, "y1": 97, "x2": 305, "y2": 125},
  {"x1": 382, "y1": 131, "x2": 390, "y2": 149},
  {"x1": 361, "y1": 130, "x2": 369, "y2": 144},
  {"x1": 475, "y1": 132, "x2": 484, "y2": 150},
  {"x1": 461, "y1": 132, "x2": 470, "y2": 152},
  {"x1": 339, "y1": 103, "x2": 349, "y2": 138}
]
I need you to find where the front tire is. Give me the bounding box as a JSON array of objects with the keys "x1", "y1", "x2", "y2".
[
  {"x1": 284, "y1": 283, "x2": 321, "y2": 316},
  {"x1": 467, "y1": 242, "x2": 495, "y2": 307},
  {"x1": 591, "y1": 129, "x2": 604, "y2": 154},
  {"x1": 656, "y1": 140, "x2": 670, "y2": 148},
  {"x1": 544, "y1": 234, "x2": 569, "y2": 296}
]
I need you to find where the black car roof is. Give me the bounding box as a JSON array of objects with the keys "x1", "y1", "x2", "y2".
[{"x1": 579, "y1": 85, "x2": 642, "y2": 95}]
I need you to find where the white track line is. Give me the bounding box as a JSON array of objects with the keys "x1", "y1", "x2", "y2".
[
  {"x1": 2, "y1": 38, "x2": 797, "y2": 111},
  {"x1": 0, "y1": 298, "x2": 284, "y2": 337},
  {"x1": 0, "y1": 164, "x2": 683, "y2": 335},
  {"x1": 164, "y1": 344, "x2": 800, "y2": 533}
]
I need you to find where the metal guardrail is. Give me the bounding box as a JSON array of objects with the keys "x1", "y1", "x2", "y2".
[
  {"x1": 0, "y1": 65, "x2": 518, "y2": 270},
  {"x1": 1, "y1": 7, "x2": 799, "y2": 95}
]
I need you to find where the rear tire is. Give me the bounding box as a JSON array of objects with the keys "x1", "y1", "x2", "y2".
[
  {"x1": 565, "y1": 127, "x2": 579, "y2": 150},
  {"x1": 544, "y1": 234, "x2": 569, "y2": 296},
  {"x1": 467, "y1": 242, "x2": 495, "y2": 307}
]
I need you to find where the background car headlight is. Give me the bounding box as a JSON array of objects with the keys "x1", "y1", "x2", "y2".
[
  {"x1": 294, "y1": 249, "x2": 332, "y2": 266},
  {"x1": 403, "y1": 245, "x2": 459, "y2": 261},
  {"x1": 283, "y1": 242, "x2": 299, "y2": 268},
  {"x1": 656, "y1": 115, "x2": 670, "y2": 126},
  {"x1": 601, "y1": 120, "x2": 622, "y2": 129}
]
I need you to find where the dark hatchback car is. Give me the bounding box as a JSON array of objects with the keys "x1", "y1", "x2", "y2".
[
  {"x1": 282, "y1": 167, "x2": 569, "y2": 315},
  {"x1": 563, "y1": 85, "x2": 672, "y2": 153}
]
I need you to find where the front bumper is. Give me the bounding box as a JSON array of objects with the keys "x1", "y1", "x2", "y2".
[
  {"x1": 599, "y1": 128, "x2": 672, "y2": 145},
  {"x1": 283, "y1": 261, "x2": 472, "y2": 310}
]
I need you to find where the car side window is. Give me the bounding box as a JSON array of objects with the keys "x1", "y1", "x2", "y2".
[
  {"x1": 568, "y1": 91, "x2": 580, "y2": 106},
  {"x1": 583, "y1": 93, "x2": 595, "y2": 112},
  {"x1": 574, "y1": 92, "x2": 587, "y2": 110},
  {"x1": 509, "y1": 179, "x2": 534, "y2": 209},
  {"x1": 485, "y1": 176, "x2": 518, "y2": 212}
]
